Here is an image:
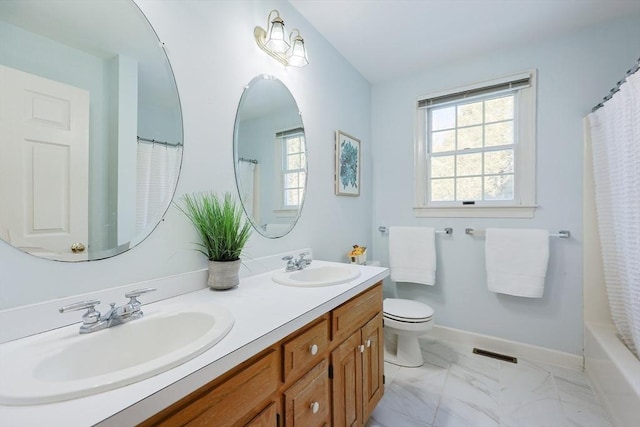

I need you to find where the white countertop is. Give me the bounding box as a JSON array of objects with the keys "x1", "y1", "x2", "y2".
[{"x1": 0, "y1": 261, "x2": 388, "y2": 427}]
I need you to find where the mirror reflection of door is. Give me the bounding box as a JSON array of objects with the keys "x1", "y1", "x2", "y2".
[{"x1": 0, "y1": 65, "x2": 89, "y2": 260}]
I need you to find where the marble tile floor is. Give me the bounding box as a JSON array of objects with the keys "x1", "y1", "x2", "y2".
[{"x1": 367, "y1": 337, "x2": 612, "y2": 427}]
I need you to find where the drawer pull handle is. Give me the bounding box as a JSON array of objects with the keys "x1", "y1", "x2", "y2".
[
  {"x1": 309, "y1": 344, "x2": 319, "y2": 355},
  {"x1": 366, "y1": 339, "x2": 372, "y2": 348},
  {"x1": 310, "y1": 401, "x2": 320, "y2": 414},
  {"x1": 359, "y1": 344, "x2": 365, "y2": 353}
]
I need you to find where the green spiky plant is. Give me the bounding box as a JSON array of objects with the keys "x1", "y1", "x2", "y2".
[{"x1": 177, "y1": 192, "x2": 252, "y2": 262}]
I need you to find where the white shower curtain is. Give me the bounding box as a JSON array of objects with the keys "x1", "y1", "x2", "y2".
[
  {"x1": 136, "y1": 142, "x2": 182, "y2": 238},
  {"x1": 587, "y1": 69, "x2": 640, "y2": 358}
]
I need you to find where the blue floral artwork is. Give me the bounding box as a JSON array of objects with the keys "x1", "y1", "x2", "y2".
[
  {"x1": 336, "y1": 131, "x2": 360, "y2": 196},
  {"x1": 340, "y1": 141, "x2": 358, "y2": 188}
]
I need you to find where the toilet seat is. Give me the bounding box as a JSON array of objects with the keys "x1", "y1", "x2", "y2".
[{"x1": 383, "y1": 298, "x2": 434, "y2": 323}]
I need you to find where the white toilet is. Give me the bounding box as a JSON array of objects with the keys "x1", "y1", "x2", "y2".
[{"x1": 383, "y1": 298, "x2": 434, "y2": 367}]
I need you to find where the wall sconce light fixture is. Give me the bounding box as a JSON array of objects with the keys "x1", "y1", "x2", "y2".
[{"x1": 254, "y1": 10, "x2": 309, "y2": 67}]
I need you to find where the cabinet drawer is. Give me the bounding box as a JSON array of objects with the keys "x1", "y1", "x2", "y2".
[
  {"x1": 284, "y1": 359, "x2": 330, "y2": 427},
  {"x1": 148, "y1": 349, "x2": 279, "y2": 427},
  {"x1": 332, "y1": 283, "x2": 382, "y2": 342},
  {"x1": 282, "y1": 315, "x2": 329, "y2": 383}
]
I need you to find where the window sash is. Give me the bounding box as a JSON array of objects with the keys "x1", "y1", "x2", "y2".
[
  {"x1": 281, "y1": 134, "x2": 305, "y2": 208},
  {"x1": 425, "y1": 92, "x2": 518, "y2": 205}
]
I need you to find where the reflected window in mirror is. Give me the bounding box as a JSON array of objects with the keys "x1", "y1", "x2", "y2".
[{"x1": 279, "y1": 128, "x2": 306, "y2": 210}]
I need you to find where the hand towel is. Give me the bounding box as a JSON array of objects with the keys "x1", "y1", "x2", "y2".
[
  {"x1": 485, "y1": 228, "x2": 549, "y2": 298},
  {"x1": 389, "y1": 226, "x2": 436, "y2": 285}
]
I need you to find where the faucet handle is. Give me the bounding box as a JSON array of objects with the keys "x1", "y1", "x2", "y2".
[
  {"x1": 282, "y1": 255, "x2": 293, "y2": 261},
  {"x1": 299, "y1": 252, "x2": 312, "y2": 264},
  {"x1": 59, "y1": 299, "x2": 101, "y2": 326},
  {"x1": 124, "y1": 288, "x2": 156, "y2": 314},
  {"x1": 125, "y1": 287, "x2": 156, "y2": 299},
  {"x1": 59, "y1": 299, "x2": 101, "y2": 313}
]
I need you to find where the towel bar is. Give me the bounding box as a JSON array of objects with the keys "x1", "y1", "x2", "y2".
[
  {"x1": 378, "y1": 226, "x2": 453, "y2": 235},
  {"x1": 464, "y1": 228, "x2": 570, "y2": 238}
]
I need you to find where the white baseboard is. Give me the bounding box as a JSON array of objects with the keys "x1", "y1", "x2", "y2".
[{"x1": 429, "y1": 324, "x2": 584, "y2": 370}]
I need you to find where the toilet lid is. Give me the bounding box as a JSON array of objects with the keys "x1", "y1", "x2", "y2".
[{"x1": 383, "y1": 298, "x2": 434, "y2": 321}]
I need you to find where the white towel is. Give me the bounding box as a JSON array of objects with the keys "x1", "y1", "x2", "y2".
[
  {"x1": 485, "y1": 228, "x2": 549, "y2": 298},
  {"x1": 389, "y1": 226, "x2": 436, "y2": 285}
]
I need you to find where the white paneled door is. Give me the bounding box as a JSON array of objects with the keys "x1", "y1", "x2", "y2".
[{"x1": 0, "y1": 65, "x2": 89, "y2": 260}]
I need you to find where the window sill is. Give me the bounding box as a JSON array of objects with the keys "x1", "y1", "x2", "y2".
[
  {"x1": 413, "y1": 205, "x2": 536, "y2": 218},
  {"x1": 274, "y1": 208, "x2": 299, "y2": 218}
]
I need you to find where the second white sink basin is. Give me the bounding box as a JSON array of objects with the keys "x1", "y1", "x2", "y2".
[
  {"x1": 0, "y1": 304, "x2": 234, "y2": 405},
  {"x1": 272, "y1": 265, "x2": 361, "y2": 287}
]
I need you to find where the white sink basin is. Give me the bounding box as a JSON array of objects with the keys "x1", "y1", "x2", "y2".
[
  {"x1": 272, "y1": 265, "x2": 361, "y2": 287},
  {"x1": 0, "y1": 304, "x2": 233, "y2": 405}
]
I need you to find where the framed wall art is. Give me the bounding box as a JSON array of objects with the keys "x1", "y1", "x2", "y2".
[{"x1": 335, "y1": 130, "x2": 361, "y2": 196}]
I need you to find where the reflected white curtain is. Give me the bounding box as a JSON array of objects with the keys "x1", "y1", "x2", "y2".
[
  {"x1": 136, "y1": 142, "x2": 182, "y2": 237},
  {"x1": 588, "y1": 69, "x2": 640, "y2": 358},
  {"x1": 237, "y1": 160, "x2": 260, "y2": 224}
]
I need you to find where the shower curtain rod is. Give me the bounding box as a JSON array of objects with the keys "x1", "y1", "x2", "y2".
[
  {"x1": 591, "y1": 58, "x2": 640, "y2": 113},
  {"x1": 239, "y1": 157, "x2": 258, "y2": 164},
  {"x1": 137, "y1": 136, "x2": 182, "y2": 147}
]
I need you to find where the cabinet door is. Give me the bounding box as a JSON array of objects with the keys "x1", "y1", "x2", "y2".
[
  {"x1": 361, "y1": 313, "x2": 384, "y2": 421},
  {"x1": 284, "y1": 360, "x2": 330, "y2": 427},
  {"x1": 245, "y1": 402, "x2": 278, "y2": 427},
  {"x1": 331, "y1": 332, "x2": 363, "y2": 427}
]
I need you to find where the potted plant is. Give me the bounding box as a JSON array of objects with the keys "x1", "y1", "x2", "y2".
[{"x1": 178, "y1": 191, "x2": 252, "y2": 290}]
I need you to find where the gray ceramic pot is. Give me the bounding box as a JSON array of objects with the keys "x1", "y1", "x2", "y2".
[{"x1": 207, "y1": 259, "x2": 241, "y2": 290}]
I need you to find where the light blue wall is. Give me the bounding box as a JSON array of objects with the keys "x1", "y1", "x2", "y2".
[
  {"x1": 0, "y1": 0, "x2": 372, "y2": 308},
  {"x1": 370, "y1": 14, "x2": 640, "y2": 355}
]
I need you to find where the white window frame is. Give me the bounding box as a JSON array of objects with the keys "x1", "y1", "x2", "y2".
[{"x1": 414, "y1": 70, "x2": 537, "y2": 218}]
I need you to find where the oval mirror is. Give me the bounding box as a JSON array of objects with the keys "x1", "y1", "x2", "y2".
[
  {"x1": 0, "y1": 0, "x2": 183, "y2": 261},
  {"x1": 234, "y1": 75, "x2": 306, "y2": 238}
]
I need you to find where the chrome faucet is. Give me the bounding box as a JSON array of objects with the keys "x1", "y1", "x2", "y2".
[
  {"x1": 282, "y1": 252, "x2": 312, "y2": 272},
  {"x1": 59, "y1": 288, "x2": 156, "y2": 334}
]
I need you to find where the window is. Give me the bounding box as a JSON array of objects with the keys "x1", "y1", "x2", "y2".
[
  {"x1": 278, "y1": 129, "x2": 306, "y2": 210},
  {"x1": 415, "y1": 71, "x2": 537, "y2": 218}
]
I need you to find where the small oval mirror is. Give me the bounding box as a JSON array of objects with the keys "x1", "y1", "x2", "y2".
[{"x1": 233, "y1": 75, "x2": 306, "y2": 238}]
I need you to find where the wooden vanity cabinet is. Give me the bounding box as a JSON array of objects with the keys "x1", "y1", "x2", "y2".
[
  {"x1": 140, "y1": 283, "x2": 383, "y2": 427},
  {"x1": 331, "y1": 286, "x2": 384, "y2": 427}
]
